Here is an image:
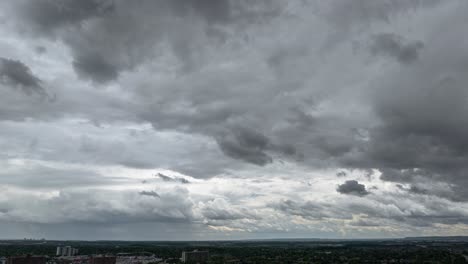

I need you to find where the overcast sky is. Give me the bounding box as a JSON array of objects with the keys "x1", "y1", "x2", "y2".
[{"x1": 1, "y1": 0, "x2": 468, "y2": 240}]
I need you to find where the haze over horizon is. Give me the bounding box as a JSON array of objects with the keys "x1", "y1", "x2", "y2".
[{"x1": 1, "y1": 0, "x2": 468, "y2": 240}]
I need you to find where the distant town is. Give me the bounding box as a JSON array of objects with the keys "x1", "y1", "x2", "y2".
[
  {"x1": 0, "y1": 237, "x2": 468, "y2": 263},
  {"x1": 1, "y1": 244, "x2": 207, "y2": 264}
]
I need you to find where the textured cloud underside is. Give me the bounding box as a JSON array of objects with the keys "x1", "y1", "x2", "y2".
[{"x1": 0, "y1": 0, "x2": 468, "y2": 239}]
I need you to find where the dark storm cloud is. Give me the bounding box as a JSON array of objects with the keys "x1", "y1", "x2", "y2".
[
  {"x1": 336, "y1": 180, "x2": 369, "y2": 197},
  {"x1": 17, "y1": 0, "x2": 114, "y2": 33},
  {"x1": 325, "y1": 0, "x2": 441, "y2": 27},
  {"x1": 216, "y1": 127, "x2": 273, "y2": 166},
  {"x1": 408, "y1": 185, "x2": 428, "y2": 195},
  {"x1": 0, "y1": 58, "x2": 45, "y2": 95},
  {"x1": 370, "y1": 33, "x2": 424, "y2": 64},
  {"x1": 3, "y1": 0, "x2": 465, "y2": 186},
  {"x1": 215, "y1": 126, "x2": 296, "y2": 166},
  {"x1": 168, "y1": 0, "x2": 232, "y2": 23},
  {"x1": 10, "y1": 0, "x2": 282, "y2": 83},
  {"x1": 384, "y1": 169, "x2": 468, "y2": 202},
  {"x1": 72, "y1": 53, "x2": 118, "y2": 83},
  {"x1": 315, "y1": 11, "x2": 468, "y2": 203},
  {"x1": 371, "y1": 76, "x2": 468, "y2": 168},
  {"x1": 320, "y1": 0, "x2": 441, "y2": 51},
  {"x1": 7, "y1": 0, "x2": 295, "y2": 168}
]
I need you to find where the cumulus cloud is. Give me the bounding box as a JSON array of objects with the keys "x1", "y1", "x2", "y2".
[{"x1": 337, "y1": 180, "x2": 370, "y2": 197}]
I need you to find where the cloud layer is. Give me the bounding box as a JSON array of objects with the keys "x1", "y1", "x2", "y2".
[{"x1": 0, "y1": 0, "x2": 468, "y2": 239}]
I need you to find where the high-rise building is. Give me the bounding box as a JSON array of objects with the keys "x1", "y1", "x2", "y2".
[
  {"x1": 56, "y1": 246, "x2": 78, "y2": 257},
  {"x1": 181, "y1": 250, "x2": 209, "y2": 263}
]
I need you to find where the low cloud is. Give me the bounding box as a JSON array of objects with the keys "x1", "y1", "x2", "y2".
[
  {"x1": 157, "y1": 173, "x2": 190, "y2": 184},
  {"x1": 72, "y1": 53, "x2": 119, "y2": 83},
  {"x1": 0, "y1": 58, "x2": 46, "y2": 96},
  {"x1": 139, "y1": 190, "x2": 160, "y2": 198},
  {"x1": 216, "y1": 127, "x2": 273, "y2": 166},
  {"x1": 337, "y1": 180, "x2": 370, "y2": 197}
]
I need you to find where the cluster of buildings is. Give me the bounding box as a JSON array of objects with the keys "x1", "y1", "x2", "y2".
[
  {"x1": 2, "y1": 255, "x2": 117, "y2": 264},
  {"x1": 115, "y1": 255, "x2": 162, "y2": 264},
  {"x1": 56, "y1": 247, "x2": 79, "y2": 257},
  {"x1": 55, "y1": 255, "x2": 116, "y2": 264},
  {"x1": 1, "y1": 248, "x2": 209, "y2": 264}
]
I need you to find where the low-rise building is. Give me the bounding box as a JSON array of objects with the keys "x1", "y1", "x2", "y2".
[
  {"x1": 116, "y1": 255, "x2": 162, "y2": 264},
  {"x1": 89, "y1": 255, "x2": 116, "y2": 264},
  {"x1": 7, "y1": 255, "x2": 47, "y2": 264}
]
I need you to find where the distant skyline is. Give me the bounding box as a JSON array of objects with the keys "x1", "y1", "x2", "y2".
[{"x1": 1, "y1": 0, "x2": 468, "y2": 240}]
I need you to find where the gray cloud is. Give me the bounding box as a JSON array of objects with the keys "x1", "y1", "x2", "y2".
[
  {"x1": 72, "y1": 52, "x2": 118, "y2": 83},
  {"x1": 273, "y1": 189, "x2": 468, "y2": 229},
  {"x1": 139, "y1": 190, "x2": 160, "y2": 198},
  {"x1": 336, "y1": 171, "x2": 347, "y2": 177},
  {"x1": 337, "y1": 180, "x2": 370, "y2": 196},
  {"x1": 10, "y1": 0, "x2": 283, "y2": 82},
  {"x1": 157, "y1": 173, "x2": 190, "y2": 184},
  {"x1": 370, "y1": 33, "x2": 424, "y2": 64},
  {"x1": 216, "y1": 127, "x2": 273, "y2": 166},
  {"x1": 168, "y1": 0, "x2": 232, "y2": 23},
  {"x1": 274, "y1": 200, "x2": 331, "y2": 220},
  {"x1": 35, "y1": 46, "x2": 46, "y2": 54},
  {"x1": 0, "y1": 165, "x2": 117, "y2": 190},
  {"x1": 17, "y1": 0, "x2": 114, "y2": 33},
  {"x1": 0, "y1": 57, "x2": 45, "y2": 95},
  {"x1": 0, "y1": 188, "x2": 194, "y2": 224},
  {"x1": 396, "y1": 184, "x2": 428, "y2": 195},
  {"x1": 0, "y1": 0, "x2": 468, "y2": 239},
  {"x1": 199, "y1": 198, "x2": 257, "y2": 221}
]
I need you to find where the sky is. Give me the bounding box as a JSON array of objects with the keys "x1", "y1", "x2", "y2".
[{"x1": 1, "y1": 0, "x2": 468, "y2": 240}]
